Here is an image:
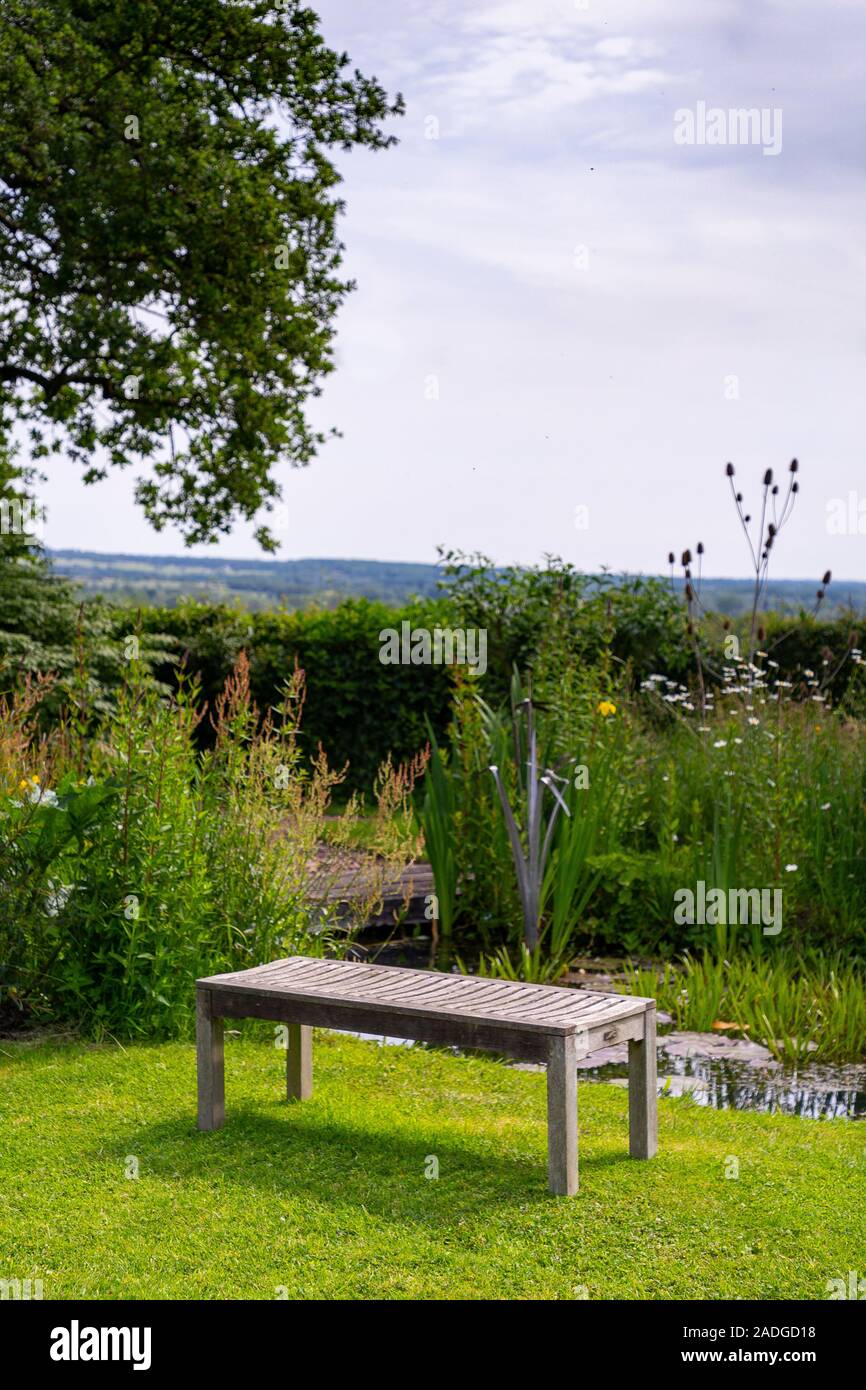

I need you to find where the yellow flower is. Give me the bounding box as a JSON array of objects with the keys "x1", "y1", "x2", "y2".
[
  {"x1": 31, "y1": 774, "x2": 40, "y2": 783},
  {"x1": 597, "y1": 700, "x2": 617, "y2": 718},
  {"x1": 18, "y1": 779, "x2": 28, "y2": 791}
]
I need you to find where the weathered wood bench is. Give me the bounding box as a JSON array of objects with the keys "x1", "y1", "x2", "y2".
[{"x1": 196, "y1": 957, "x2": 657, "y2": 1195}]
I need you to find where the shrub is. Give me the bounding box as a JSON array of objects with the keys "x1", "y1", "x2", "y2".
[{"x1": 0, "y1": 658, "x2": 416, "y2": 1036}]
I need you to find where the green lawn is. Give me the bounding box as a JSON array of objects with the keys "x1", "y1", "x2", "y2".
[{"x1": 1, "y1": 1031, "x2": 863, "y2": 1300}]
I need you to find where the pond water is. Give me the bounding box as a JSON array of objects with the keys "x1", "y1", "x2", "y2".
[
  {"x1": 600, "y1": 1028, "x2": 866, "y2": 1120},
  {"x1": 583, "y1": 1052, "x2": 866, "y2": 1121}
]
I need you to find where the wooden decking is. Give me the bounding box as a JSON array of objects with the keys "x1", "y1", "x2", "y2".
[
  {"x1": 196, "y1": 956, "x2": 658, "y2": 1195},
  {"x1": 311, "y1": 860, "x2": 435, "y2": 928}
]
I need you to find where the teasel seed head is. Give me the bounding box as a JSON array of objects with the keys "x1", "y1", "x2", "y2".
[
  {"x1": 790, "y1": 458, "x2": 799, "y2": 473},
  {"x1": 726, "y1": 462, "x2": 735, "y2": 476},
  {"x1": 681, "y1": 548, "x2": 692, "y2": 566},
  {"x1": 763, "y1": 468, "x2": 773, "y2": 486},
  {"x1": 822, "y1": 569, "x2": 832, "y2": 585}
]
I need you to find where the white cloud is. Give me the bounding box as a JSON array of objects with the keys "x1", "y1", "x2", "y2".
[{"x1": 594, "y1": 37, "x2": 660, "y2": 61}]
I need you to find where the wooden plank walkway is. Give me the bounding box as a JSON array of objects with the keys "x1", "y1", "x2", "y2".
[
  {"x1": 196, "y1": 956, "x2": 658, "y2": 1195},
  {"x1": 311, "y1": 861, "x2": 434, "y2": 928}
]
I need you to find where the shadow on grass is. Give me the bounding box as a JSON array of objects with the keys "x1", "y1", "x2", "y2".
[{"x1": 121, "y1": 1102, "x2": 634, "y2": 1220}]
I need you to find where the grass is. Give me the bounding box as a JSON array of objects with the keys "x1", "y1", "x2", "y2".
[
  {"x1": 618, "y1": 952, "x2": 866, "y2": 1065},
  {"x1": 1, "y1": 1030, "x2": 864, "y2": 1300}
]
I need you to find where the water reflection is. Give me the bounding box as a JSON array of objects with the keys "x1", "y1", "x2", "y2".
[{"x1": 587, "y1": 1054, "x2": 866, "y2": 1120}]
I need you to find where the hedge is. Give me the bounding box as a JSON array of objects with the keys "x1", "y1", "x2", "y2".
[{"x1": 137, "y1": 598, "x2": 455, "y2": 795}]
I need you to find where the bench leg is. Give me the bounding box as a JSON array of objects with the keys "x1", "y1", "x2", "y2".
[
  {"x1": 547, "y1": 1034, "x2": 578, "y2": 1195},
  {"x1": 286, "y1": 1022, "x2": 313, "y2": 1101},
  {"x1": 196, "y1": 989, "x2": 225, "y2": 1130},
  {"x1": 628, "y1": 1005, "x2": 658, "y2": 1159}
]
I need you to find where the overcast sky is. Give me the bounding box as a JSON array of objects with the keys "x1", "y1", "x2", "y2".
[{"x1": 38, "y1": 0, "x2": 866, "y2": 577}]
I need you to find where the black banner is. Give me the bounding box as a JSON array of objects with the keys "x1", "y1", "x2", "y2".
[{"x1": 6, "y1": 1298, "x2": 853, "y2": 1375}]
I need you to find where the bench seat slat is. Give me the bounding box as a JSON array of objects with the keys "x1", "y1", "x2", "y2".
[{"x1": 199, "y1": 956, "x2": 650, "y2": 1038}]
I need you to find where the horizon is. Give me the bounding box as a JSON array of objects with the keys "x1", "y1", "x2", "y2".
[{"x1": 45, "y1": 545, "x2": 866, "y2": 591}]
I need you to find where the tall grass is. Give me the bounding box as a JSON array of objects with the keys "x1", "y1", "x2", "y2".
[
  {"x1": 638, "y1": 659, "x2": 866, "y2": 953},
  {"x1": 618, "y1": 952, "x2": 866, "y2": 1065},
  {"x1": 419, "y1": 722, "x2": 458, "y2": 948},
  {"x1": 420, "y1": 668, "x2": 635, "y2": 971},
  {"x1": 419, "y1": 646, "x2": 866, "y2": 994}
]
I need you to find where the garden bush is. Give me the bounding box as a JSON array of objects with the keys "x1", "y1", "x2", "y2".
[{"x1": 0, "y1": 657, "x2": 418, "y2": 1037}]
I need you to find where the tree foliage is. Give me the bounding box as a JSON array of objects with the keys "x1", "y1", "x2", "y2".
[{"x1": 0, "y1": 1, "x2": 401, "y2": 545}]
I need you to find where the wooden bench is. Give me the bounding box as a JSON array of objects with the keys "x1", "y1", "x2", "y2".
[{"x1": 196, "y1": 956, "x2": 658, "y2": 1195}]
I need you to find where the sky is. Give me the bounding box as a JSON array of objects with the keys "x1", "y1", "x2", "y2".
[{"x1": 37, "y1": 0, "x2": 866, "y2": 577}]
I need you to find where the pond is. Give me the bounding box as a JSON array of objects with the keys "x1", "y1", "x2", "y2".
[{"x1": 582, "y1": 1046, "x2": 866, "y2": 1121}]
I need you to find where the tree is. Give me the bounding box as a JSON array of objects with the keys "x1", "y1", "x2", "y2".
[{"x1": 0, "y1": 1, "x2": 402, "y2": 547}]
